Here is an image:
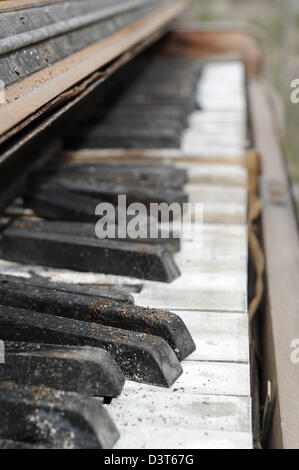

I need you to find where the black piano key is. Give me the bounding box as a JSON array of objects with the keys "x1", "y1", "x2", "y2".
[
  {"x1": 85, "y1": 106, "x2": 188, "y2": 125},
  {"x1": 25, "y1": 187, "x2": 182, "y2": 252},
  {"x1": 78, "y1": 111, "x2": 188, "y2": 129},
  {"x1": 65, "y1": 127, "x2": 182, "y2": 149},
  {"x1": 0, "y1": 278, "x2": 195, "y2": 360},
  {"x1": 0, "y1": 306, "x2": 183, "y2": 387},
  {"x1": 25, "y1": 187, "x2": 144, "y2": 225},
  {"x1": 78, "y1": 120, "x2": 184, "y2": 133},
  {"x1": 8, "y1": 219, "x2": 180, "y2": 253},
  {"x1": 111, "y1": 95, "x2": 196, "y2": 112},
  {"x1": 1, "y1": 221, "x2": 181, "y2": 282},
  {"x1": 38, "y1": 178, "x2": 188, "y2": 206},
  {"x1": 35, "y1": 162, "x2": 188, "y2": 190},
  {"x1": 1, "y1": 342, "x2": 125, "y2": 398},
  {"x1": 0, "y1": 382, "x2": 119, "y2": 449},
  {"x1": 0, "y1": 440, "x2": 45, "y2": 449},
  {"x1": 25, "y1": 186, "x2": 106, "y2": 223},
  {"x1": 0, "y1": 274, "x2": 135, "y2": 304}
]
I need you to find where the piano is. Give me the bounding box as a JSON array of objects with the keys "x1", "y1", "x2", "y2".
[{"x1": 0, "y1": 38, "x2": 252, "y2": 448}]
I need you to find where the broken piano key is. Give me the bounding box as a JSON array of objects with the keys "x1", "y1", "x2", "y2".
[
  {"x1": 0, "y1": 382, "x2": 119, "y2": 449},
  {"x1": 0, "y1": 277, "x2": 195, "y2": 360},
  {"x1": 0, "y1": 274, "x2": 135, "y2": 304},
  {"x1": 65, "y1": 127, "x2": 183, "y2": 149},
  {"x1": 34, "y1": 162, "x2": 188, "y2": 190},
  {"x1": 10, "y1": 218, "x2": 180, "y2": 253},
  {"x1": 1, "y1": 219, "x2": 181, "y2": 282},
  {"x1": 0, "y1": 440, "x2": 45, "y2": 449},
  {"x1": 0, "y1": 306, "x2": 183, "y2": 387},
  {"x1": 25, "y1": 186, "x2": 107, "y2": 223},
  {"x1": 0, "y1": 342, "x2": 125, "y2": 398},
  {"x1": 32, "y1": 178, "x2": 188, "y2": 206}
]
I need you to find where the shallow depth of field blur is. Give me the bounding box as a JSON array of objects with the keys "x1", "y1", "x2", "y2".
[{"x1": 184, "y1": 0, "x2": 299, "y2": 211}]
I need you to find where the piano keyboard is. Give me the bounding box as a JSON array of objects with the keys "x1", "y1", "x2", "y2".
[
  {"x1": 0, "y1": 57, "x2": 252, "y2": 449},
  {"x1": 106, "y1": 61, "x2": 252, "y2": 449}
]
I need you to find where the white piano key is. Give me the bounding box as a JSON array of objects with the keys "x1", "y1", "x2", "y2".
[
  {"x1": 175, "y1": 254, "x2": 247, "y2": 274},
  {"x1": 186, "y1": 122, "x2": 246, "y2": 141},
  {"x1": 189, "y1": 110, "x2": 247, "y2": 125},
  {"x1": 179, "y1": 222, "x2": 247, "y2": 247},
  {"x1": 123, "y1": 361, "x2": 250, "y2": 397},
  {"x1": 186, "y1": 184, "x2": 247, "y2": 205},
  {"x1": 185, "y1": 185, "x2": 247, "y2": 224},
  {"x1": 141, "y1": 270, "x2": 247, "y2": 291},
  {"x1": 174, "y1": 311, "x2": 249, "y2": 363},
  {"x1": 182, "y1": 129, "x2": 247, "y2": 147},
  {"x1": 176, "y1": 163, "x2": 248, "y2": 186},
  {"x1": 198, "y1": 62, "x2": 246, "y2": 111},
  {"x1": 182, "y1": 141, "x2": 245, "y2": 158},
  {"x1": 181, "y1": 142, "x2": 246, "y2": 158},
  {"x1": 202, "y1": 203, "x2": 247, "y2": 225},
  {"x1": 200, "y1": 61, "x2": 245, "y2": 81},
  {"x1": 175, "y1": 310, "x2": 248, "y2": 336},
  {"x1": 134, "y1": 284, "x2": 247, "y2": 312},
  {"x1": 187, "y1": 117, "x2": 245, "y2": 130},
  {"x1": 114, "y1": 427, "x2": 253, "y2": 449},
  {"x1": 188, "y1": 223, "x2": 247, "y2": 242},
  {"x1": 197, "y1": 96, "x2": 246, "y2": 112},
  {"x1": 198, "y1": 88, "x2": 245, "y2": 99},
  {"x1": 107, "y1": 392, "x2": 251, "y2": 432},
  {"x1": 178, "y1": 225, "x2": 247, "y2": 256},
  {"x1": 178, "y1": 242, "x2": 247, "y2": 265}
]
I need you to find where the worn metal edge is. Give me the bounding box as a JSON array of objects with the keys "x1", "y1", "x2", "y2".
[
  {"x1": 0, "y1": 0, "x2": 187, "y2": 137},
  {"x1": 0, "y1": 1, "x2": 161, "y2": 56}
]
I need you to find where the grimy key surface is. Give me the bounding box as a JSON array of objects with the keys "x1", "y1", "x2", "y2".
[
  {"x1": 0, "y1": 382, "x2": 119, "y2": 449},
  {"x1": 9, "y1": 218, "x2": 181, "y2": 253},
  {"x1": 0, "y1": 306, "x2": 183, "y2": 387},
  {"x1": 25, "y1": 188, "x2": 155, "y2": 228},
  {"x1": 1, "y1": 223, "x2": 180, "y2": 282},
  {"x1": 37, "y1": 162, "x2": 188, "y2": 189},
  {"x1": 25, "y1": 187, "x2": 105, "y2": 223},
  {"x1": 0, "y1": 440, "x2": 46, "y2": 449},
  {"x1": 44, "y1": 177, "x2": 188, "y2": 206},
  {"x1": 0, "y1": 274, "x2": 135, "y2": 304},
  {"x1": 1, "y1": 342, "x2": 125, "y2": 398},
  {"x1": 0, "y1": 279, "x2": 195, "y2": 360},
  {"x1": 65, "y1": 127, "x2": 182, "y2": 150}
]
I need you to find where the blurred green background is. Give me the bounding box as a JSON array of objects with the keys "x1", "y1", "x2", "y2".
[{"x1": 186, "y1": 0, "x2": 299, "y2": 210}]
